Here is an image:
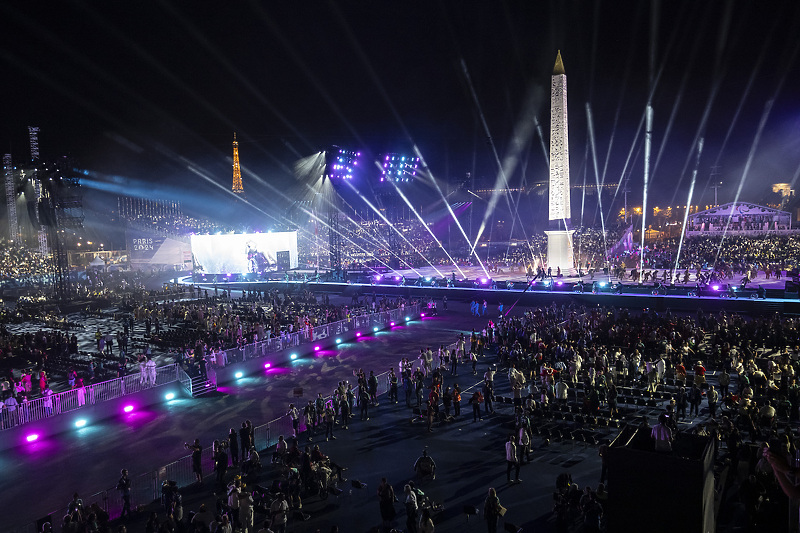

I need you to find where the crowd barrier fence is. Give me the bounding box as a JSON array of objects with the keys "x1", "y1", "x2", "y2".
[{"x1": 8, "y1": 303, "x2": 422, "y2": 532}]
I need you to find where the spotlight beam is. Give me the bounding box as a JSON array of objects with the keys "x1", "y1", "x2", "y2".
[
  {"x1": 389, "y1": 179, "x2": 467, "y2": 279},
  {"x1": 673, "y1": 139, "x2": 704, "y2": 280},
  {"x1": 344, "y1": 181, "x2": 442, "y2": 277},
  {"x1": 412, "y1": 148, "x2": 490, "y2": 277},
  {"x1": 715, "y1": 36, "x2": 800, "y2": 267}
]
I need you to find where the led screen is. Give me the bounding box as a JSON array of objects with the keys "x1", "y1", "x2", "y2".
[{"x1": 191, "y1": 232, "x2": 298, "y2": 274}]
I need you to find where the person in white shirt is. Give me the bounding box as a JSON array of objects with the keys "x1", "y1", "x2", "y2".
[{"x1": 505, "y1": 434, "x2": 521, "y2": 483}]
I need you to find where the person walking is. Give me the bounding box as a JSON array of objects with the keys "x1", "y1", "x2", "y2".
[{"x1": 484, "y1": 487, "x2": 502, "y2": 533}]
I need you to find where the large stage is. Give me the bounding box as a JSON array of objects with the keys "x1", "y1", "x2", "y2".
[{"x1": 186, "y1": 273, "x2": 800, "y2": 316}]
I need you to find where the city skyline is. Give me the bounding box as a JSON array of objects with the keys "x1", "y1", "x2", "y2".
[{"x1": 1, "y1": 1, "x2": 799, "y2": 226}]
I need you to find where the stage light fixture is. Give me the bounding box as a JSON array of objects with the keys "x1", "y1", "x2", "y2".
[
  {"x1": 235, "y1": 371, "x2": 244, "y2": 379},
  {"x1": 26, "y1": 434, "x2": 39, "y2": 443},
  {"x1": 390, "y1": 322, "x2": 395, "y2": 326},
  {"x1": 712, "y1": 285, "x2": 720, "y2": 291},
  {"x1": 336, "y1": 338, "x2": 342, "y2": 344},
  {"x1": 290, "y1": 353, "x2": 298, "y2": 360},
  {"x1": 123, "y1": 405, "x2": 134, "y2": 413},
  {"x1": 314, "y1": 345, "x2": 321, "y2": 351},
  {"x1": 373, "y1": 326, "x2": 379, "y2": 332},
  {"x1": 75, "y1": 419, "x2": 88, "y2": 428},
  {"x1": 165, "y1": 392, "x2": 176, "y2": 400},
  {"x1": 356, "y1": 332, "x2": 362, "y2": 337},
  {"x1": 264, "y1": 362, "x2": 272, "y2": 369}
]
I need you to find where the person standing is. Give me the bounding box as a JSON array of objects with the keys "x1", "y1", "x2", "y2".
[
  {"x1": 651, "y1": 413, "x2": 674, "y2": 453},
  {"x1": 689, "y1": 384, "x2": 702, "y2": 418},
  {"x1": 484, "y1": 487, "x2": 502, "y2": 533},
  {"x1": 240, "y1": 422, "x2": 252, "y2": 463},
  {"x1": 377, "y1": 478, "x2": 396, "y2": 531},
  {"x1": 506, "y1": 435, "x2": 521, "y2": 483},
  {"x1": 287, "y1": 403, "x2": 300, "y2": 438},
  {"x1": 359, "y1": 386, "x2": 370, "y2": 421},
  {"x1": 388, "y1": 369, "x2": 399, "y2": 404},
  {"x1": 453, "y1": 385, "x2": 462, "y2": 418},
  {"x1": 146, "y1": 356, "x2": 157, "y2": 386},
  {"x1": 214, "y1": 440, "x2": 228, "y2": 488},
  {"x1": 269, "y1": 492, "x2": 289, "y2": 533},
  {"x1": 324, "y1": 403, "x2": 336, "y2": 441},
  {"x1": 228, "y1": 428, "x2": 239, "y2": 467},
  {"x1": 238, "y1": 489, "x2": 254, "y2": 533},
  {"x1": 185, "y1": 439, "x2": 203, "y2": 483},
  {"x1": 469, "y1": 391, "x2": 483, "y2": 422},
  {"x1": 442, "y1": 387, "x2": 452, "y2": 417},
  {"x1": 707, "y1": 385, "x2": 719, "y2": 419},
  {"x1": 117, "y1": 468, "x2": 132, "y2": 520},
  {"x1": 718, "y1": 369, "x2": 731, "y2": 396},
  {"x1": 404, "y1": 484, "x2": 418, "y2": 533},
  {"x1": 340, "y1": 395, "x2": 350, "y2": 429}
]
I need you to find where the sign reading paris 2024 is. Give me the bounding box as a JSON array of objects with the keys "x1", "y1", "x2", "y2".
[{"x1": 190, "y1": 232, "x2": 298, "y2": 275}]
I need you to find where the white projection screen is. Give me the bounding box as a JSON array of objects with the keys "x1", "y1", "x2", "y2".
[{"x1": 191, "y1": 232, "x2": 298, "y2": 274}]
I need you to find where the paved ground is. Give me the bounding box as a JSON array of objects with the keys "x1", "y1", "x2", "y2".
[{"x1": 2, "y1": 300, "x2": 611, "y2": 533}]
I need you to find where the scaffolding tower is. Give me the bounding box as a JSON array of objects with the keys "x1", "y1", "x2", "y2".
[
  {"x1": 29, "y1": 127, "x2": 49, "y2": 256},
  {"x1": 41, "y1": 157, "x2": 84, "y2": 301},
  {"x1": 3, "y1": 154, "x2": 18, "y2": 241}
]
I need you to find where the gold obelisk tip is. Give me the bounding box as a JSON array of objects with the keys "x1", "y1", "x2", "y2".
[{"x1": 553, "y1": 50, "x2": 565, "y2": 76}]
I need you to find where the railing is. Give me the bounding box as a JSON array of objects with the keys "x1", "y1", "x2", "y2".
[
  {"x1": 212, "y1": 304, "x2": 419, "y2": 369},
  {"x1": 1, "y1": 304, "x2": 419, "y2": 431},
  {"x1": 0, "y1": 364, "x2": 179, "y2": 431},
  {"x1": 5, "y1": 302, "x2": 422, "y2": 532}
]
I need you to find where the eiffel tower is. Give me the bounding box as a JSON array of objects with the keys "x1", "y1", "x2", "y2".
[{"x1": 231, "y1": 132, "x2": 244, "y2": 195}]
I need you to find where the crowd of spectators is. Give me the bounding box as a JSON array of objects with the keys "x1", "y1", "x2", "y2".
[
  {"x1": 28, "y1": 291, "x2": 800, "y2": 532},
  {"x1": 0, "y1": 238, "x2": 53, "y2": 287},
  {"x1": 609, "y1": 234, "x2": 800, "y2": 278}
]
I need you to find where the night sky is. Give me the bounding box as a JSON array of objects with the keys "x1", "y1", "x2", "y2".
[{"x1": 2, "y1": 1, "x2": 800, "y2": 227}]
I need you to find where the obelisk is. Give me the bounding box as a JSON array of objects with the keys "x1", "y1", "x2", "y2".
[{"x1": 544, "y1": 50, "x2": 575, "y2": 273}]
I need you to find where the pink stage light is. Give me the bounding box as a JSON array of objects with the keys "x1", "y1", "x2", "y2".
[
  {"x1": 314, "y1": 345, "x2": 321, "y2": 351},
  {"x1": 390, "y1": 322, "x2": 395, "y2": 326},
  {"x1": 356, "y1": 332, "x2": 362, "y2": 337},
  {"x1": 26, "y1": 434, "x2": 39, "y2": 442},
  {"x1": 123, "y1": 405, "x2": 134, "y2": 413},
  {"x1": 421, "y1": 313, "x2": 426, "y2": 317},
  {"x1": 264, "y1": 362, "x2": 271, "y2": 369}
]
